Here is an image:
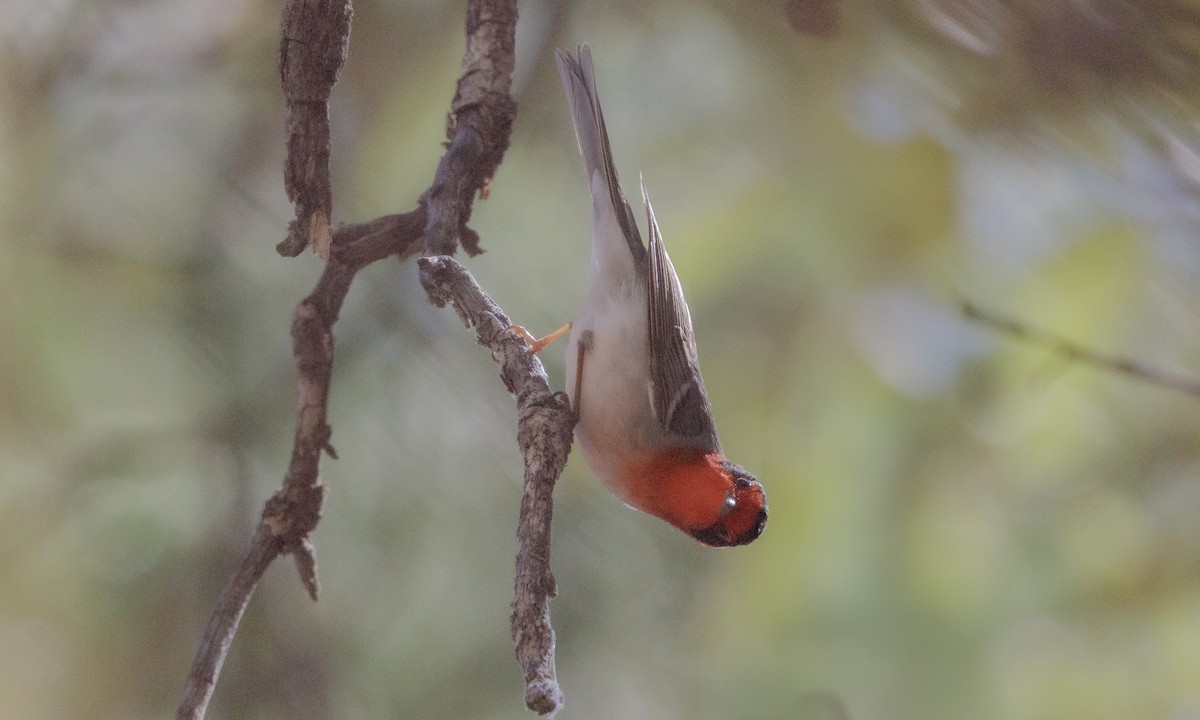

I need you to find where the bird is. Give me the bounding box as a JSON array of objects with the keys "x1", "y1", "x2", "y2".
[{"x1": 527, "y1": 44, "x2": 766, "y2": 547}]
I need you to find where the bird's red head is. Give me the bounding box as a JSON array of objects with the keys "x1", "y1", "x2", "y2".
[
  {"x1": 619, "y1": 449, "x2": 767, "y2": 547},
  {"x1": 689, "y1": 457, "x2": 767, "y2": 547}
]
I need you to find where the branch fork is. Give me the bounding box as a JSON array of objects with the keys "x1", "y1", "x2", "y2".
[{"x1": 178, "y1": 0, "x2": 569, "y2": 717}]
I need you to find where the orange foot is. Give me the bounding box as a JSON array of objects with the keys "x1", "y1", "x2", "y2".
[{"x1": 511, "y1": 322, "x2": 572, "y2": 354}]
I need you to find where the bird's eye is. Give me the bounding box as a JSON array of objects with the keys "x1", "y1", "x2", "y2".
[
  {"x1": 734, "y1": 476, "x2": 752, "y2": 489},
  {"x1": 718, "y1": 492, "x2": 737, "y2": 518}
]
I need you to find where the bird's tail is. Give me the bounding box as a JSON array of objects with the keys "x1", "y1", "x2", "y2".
[{"x1": 555, "y1": 44, "x2": 646, "y2": 263}]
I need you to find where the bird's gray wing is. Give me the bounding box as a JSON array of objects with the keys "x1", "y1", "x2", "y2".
[{"x1": 642, "y1": 179, "x2": 721, "y2": 451}]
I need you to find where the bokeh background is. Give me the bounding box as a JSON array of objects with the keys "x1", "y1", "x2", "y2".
[{"x1": 4, "y1": 1, "x2": 1200, "y2": 718}]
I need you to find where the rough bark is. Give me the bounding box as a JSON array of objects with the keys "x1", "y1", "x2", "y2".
[{"x1": 178, "y1": 0, "x2": 568, "y2": 718}]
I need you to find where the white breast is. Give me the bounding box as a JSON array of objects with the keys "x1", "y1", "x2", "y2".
[{"x1": 565, "y1": 281, "x2": 655, "y2": 494}]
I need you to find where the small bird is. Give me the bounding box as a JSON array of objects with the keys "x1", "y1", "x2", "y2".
[{"x1": 539, "y1": 44, "x2": 767, "y2": 547}]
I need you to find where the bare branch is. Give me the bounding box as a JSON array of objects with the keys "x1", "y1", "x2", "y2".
[
  {"x1": 963, "y1": 300, "x2": 1200, "y2": 399},
  {"x1": 419, "y1": 256, "x2": 572, "y2": 715},
  {"x1": 278, "y1": 0, "x2": 352, "y2": 258},
  {"x1": 424, "y1": 0, "x2": 518, "y2": 256},
  {"x1": 332, "y1": 207, "x2": 428, "y2": 267},
  {"x1": 179, "y1": 0, "x2": 535, "y2": 717},
  {"x1": 178, "y1": 218, "x2": 426, "y2": 720},
  {"x1": 176, "y1": 526, "x2": 282, "y2": 720}
]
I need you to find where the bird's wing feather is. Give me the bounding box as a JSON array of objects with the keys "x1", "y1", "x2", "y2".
[{"x1": 642, "y1": 179, "x2": 722, "y2": 451}]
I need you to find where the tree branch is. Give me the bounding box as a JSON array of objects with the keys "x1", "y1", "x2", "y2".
[
  {"x1": 176, "y1": 525, "x2": 281, "y2": 720},
  {"x1": 425, "y1": 0, "x2": 518, "y2": 256},
  {"x1": 419, "y1": 256, "x2": 572, "y2": 715},
  {"x1": 963, "y1": 300, "x2": 1200, "y2": 399},
  {"x1": 177, "y1": 0, "x2": 531, "y2": 718},
  {"x1": 277, "y1": 0, "x2": 352, "y2": 258}
]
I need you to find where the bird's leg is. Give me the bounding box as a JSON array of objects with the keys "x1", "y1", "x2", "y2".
[
  {"x1": 510, "y1": 322, "x2": 573, "y2": 355},
  {"x1": 573, "y1": 330, "x2": 593, "y2": 419}
]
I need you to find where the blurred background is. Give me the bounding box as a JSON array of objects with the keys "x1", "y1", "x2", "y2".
[{"x1": 4, "y1": 1, "x2": 1200, "y2": 718}]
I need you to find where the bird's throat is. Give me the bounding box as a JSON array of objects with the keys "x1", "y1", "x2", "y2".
[{"x1": 618, "y1": 449, "x2": 731, "y2": 534}]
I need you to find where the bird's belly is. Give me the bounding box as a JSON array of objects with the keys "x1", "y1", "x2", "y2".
[{"x1": 565, "y1": 291, "x2": 654, "y2": 494}]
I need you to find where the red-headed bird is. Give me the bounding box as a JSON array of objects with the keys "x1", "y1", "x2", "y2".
[{"x1": 543, "y1": 44, "x2": 767, "y2": 547}]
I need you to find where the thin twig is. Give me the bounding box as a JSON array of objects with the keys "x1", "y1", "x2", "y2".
[
  {"x1": 963, "y1": 300, "x2": 1200, "y2": 399},
  {"x1": 419, "y1": 256, "x2": 572, "y2": 716},
  {"x1": 176, "y1": 526, "x2": 282, "y2": 720}
]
